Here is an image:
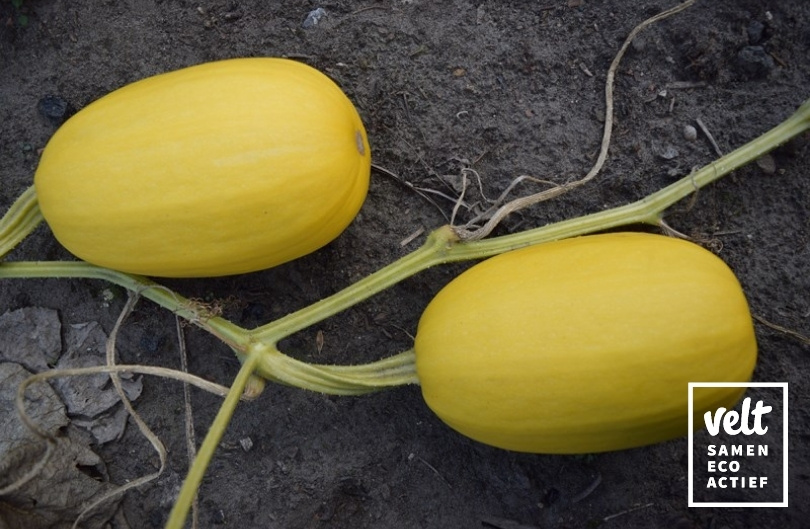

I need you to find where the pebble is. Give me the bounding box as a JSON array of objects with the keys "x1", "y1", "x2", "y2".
[
  {"x1": 37, "y1": 95, "x2": 72, "y2": 126},
  {"x1": 659, "y1": 145, "x2": 679, "y2": 160},
  {"x1": 736, "y1": 46, "x2": 775, "y2": 79},
  {"x1": 302, "y1": 7, "x2": 326, "y2": 29},
  {"x1": 747, "y1": 20, "x2": 765, "y2": 45},
  {"x1": 211, "y1": 509, "x2": 226, "y2": 524},
  {"x1": 755, "y1": 153, "x2": 776, "y2": 174},
  {"x1": 139, "y1": 331, "x2": 163, "y2": 353},
  {"x1": 241, "y1": 302, "x2": 265, "y2": 323},
  {"x1": 683, "y1": 124, "x2": 698, "y2": 141},
  {"x1": 541, "y1": 487, "x2": 561, "y2": 507}
]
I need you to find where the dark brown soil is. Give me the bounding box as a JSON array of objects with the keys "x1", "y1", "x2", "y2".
[{"x1": 1, "y1": 1, "x2": 808, "y2": 528}]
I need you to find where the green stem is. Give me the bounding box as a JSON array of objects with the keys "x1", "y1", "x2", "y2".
[
  {"x1": 1, "y1": 98, "x2": 805, "y2": 529},
  {"x1": 444, "y1": 96, "x2": 810, "y2": 261},
  {"x1": 241, "y1": 96, "x2": 810, "y2": 394},
  {"x1": 1, "y1": 98, "x2": 808, "y2": 397},
  {"x1": 250, "y1": 225, "x2": 457, "y2": 343},
  {"x1": 249, "y1": 96, "x2": 810, "y2": 345},
  {"x1": 165, "y1": 349, "x2": 262, "y2": 529},
  {"x1": 253, "y1": 348, "x2": 418, "y2": 395},
  {"x1": 0, "y1": 261, "x2": 249, "y2": 350},
  {"x1": 0, "y1": 185, "x2": 42, "y2": 258}
]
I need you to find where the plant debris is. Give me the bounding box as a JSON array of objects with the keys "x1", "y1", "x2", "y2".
[
  {"x1": 0, "y1": 307, "x2": 61, "y2": 372},
  {"x1": 52, "y1": 321, "x2": 143, "y2": 443},
  {"x1": 0, "y1": 362, "x2": 118, "y2": 529},
  {"x1": 0, "y1": 308, "x2": 145, "y2": 527}
]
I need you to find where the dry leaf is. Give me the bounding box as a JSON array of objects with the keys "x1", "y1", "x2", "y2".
[
  {"x1": 0, "y1": 362, "x2": 118, "y2": 529},
  {"x1": 0, "y1": 307, "x2": 61, "y2": 372},
  {"x1": 52, "y1": 322, "x2": 143, "y2": 443}
]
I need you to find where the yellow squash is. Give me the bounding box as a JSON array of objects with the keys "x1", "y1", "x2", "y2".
[
  {"x1": 34, "y1": 58, "x2": 370, "y2": 277},
  {"x1": 414, "y1": 232, "x2": 757, "y2": 453}
]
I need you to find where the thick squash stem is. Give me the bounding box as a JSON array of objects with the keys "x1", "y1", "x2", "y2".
[
  {"x1": 249, "y1": 226, "x2": 457, "y2": 342},
  {"x1": 0, "y1": 185, "x2": 43, "y2": 259},
  {"x1": 165, "y1": 350, "x2": 262, "y2": 529},
  {"x1": 444, "y1": 96, "x2": 810, "y2": 260},
  {"x1": 245, "y1": 97, "x2": 810, "y2": 360},
  {"x1": 164, "y1": 345, "x2": 416, "y2": 529},
  {"x1": 0, "y1": 261, "x2": 250, "y2": 350},
  {"x1": 1, "y1": 99, "x2": 808, "y2": 397},
  {"x1": 252, "y1": 346, "x2": 418, "y2": 394},
  {"x1": 0, "y1": 99, "x2": 806, "y2": 529}
]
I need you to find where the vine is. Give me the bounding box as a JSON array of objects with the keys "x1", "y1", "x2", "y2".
[{"x1": 0, "y1": 0, "x2": 808, "y2": 526}]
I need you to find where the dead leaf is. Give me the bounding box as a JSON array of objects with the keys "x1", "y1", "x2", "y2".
[
  {"x1": 0, "y1": 310, "x2": 143, "y2": 446},
  {"x1": 52, "y1": 322, "x2": 143, "y2": 423},
  {"x1": 0, "y1": 307, "x2": 61, "y2": 372},
  {"x1": 72, "y1": 405, "x2": 131, "y2": 445},
  {"x1": 0, "y1": 362, "x2": 118, "y2": 529}
]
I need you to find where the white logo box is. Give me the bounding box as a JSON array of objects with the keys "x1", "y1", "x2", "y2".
[{"x1": 688, "y1": 382, "x2": 788, "y2": 508}]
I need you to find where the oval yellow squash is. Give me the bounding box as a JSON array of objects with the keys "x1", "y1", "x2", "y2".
[
  {"x1": 34, "y1": 58, "x2": 370, "y2": 277},
  {"x1": 414, "y1": 232, "x2": 757, "y2": 453}
]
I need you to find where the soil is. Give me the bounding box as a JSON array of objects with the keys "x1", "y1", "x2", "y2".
[{"x1": 1, "y1": 1, "x2": 809, "y2": 528}]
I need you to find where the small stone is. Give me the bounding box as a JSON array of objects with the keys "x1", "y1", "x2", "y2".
[
  {"x1": 666, "y1": 515, "x2": 696, "y2": 529},
  {"x1": 659, "y1": 145, "x2": 679, "y2": 160},
  {"x1": 747, "y1": 20, "x2": 765, "y2": 45},
  {"x1": 378, "y1": 484, "x2": 391, "y2": 500},
  {"x1": 38, "y1": 95, "x2": 72, "y2": 126},
  {"x1": 736, "y1": 46, "x2": 775, "y2": 80},
  {"x1": 683, "y1": 124, "x2": 698, "y2": 141},
  {"x1": 241, "y1": 302, "x2": 265, "y2": 322},
  {"x1": 139, "y1": 331, "x2": 163, "y2": 353},
  {"x1": 222, "y1": 10, "x2": 241, "y2": 22},
  {"x1": 302, "y1": 7, "x2": 326, "y2": 29},
  {"x1": 211, "y1": 509, "x2": 226, "y2": 525},
  {"x1": 239, "y1": 436, "x2": 254, "y2": 452},
  {"x1": 755, "y1": 153, "x2": 776, "y2": 174},
  {"x1": 542, "y1": 487, "x2": 561, "y2": 507}
]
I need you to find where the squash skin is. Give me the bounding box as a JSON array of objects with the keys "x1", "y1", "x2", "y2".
[
  {"x1": 414, "y1": 232, "x2": 757, "y2": 453},
  {"x1": 34, "y1": 58, "x2": 370, "y2": 277}
]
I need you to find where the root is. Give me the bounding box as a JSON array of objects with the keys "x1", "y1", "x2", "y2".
[
  {"x1": 72, "y1": 292, "x2": 165, "y2": 528},
  {"x1": 453, "y1": 0, "x2": 698, "y2": 241},
  {"x1": 177, "y1": 315, "x2": 200, "y2": 529},
  {"x1": 754, "y1": 315, "x2": 810, "y2": 347}
]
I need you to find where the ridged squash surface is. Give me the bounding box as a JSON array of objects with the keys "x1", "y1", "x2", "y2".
[
  {"x1": 34, "y1": 58, "x2": 370, "y2": 277},
  {"x1": 414, "y1": 232, "x2": 757, "y2": 453}
]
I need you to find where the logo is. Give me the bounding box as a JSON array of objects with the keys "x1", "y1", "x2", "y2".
[{"x1": 688, "y1": 383, "x2": 788, "y2": 507}]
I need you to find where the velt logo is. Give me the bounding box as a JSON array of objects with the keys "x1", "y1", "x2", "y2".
[
  {"x1": 688, "y1": 383, "x2": 788, "y2": 507},
  {"x1": 703, "y1": 397, "x2": 771, "y2": 436}
]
